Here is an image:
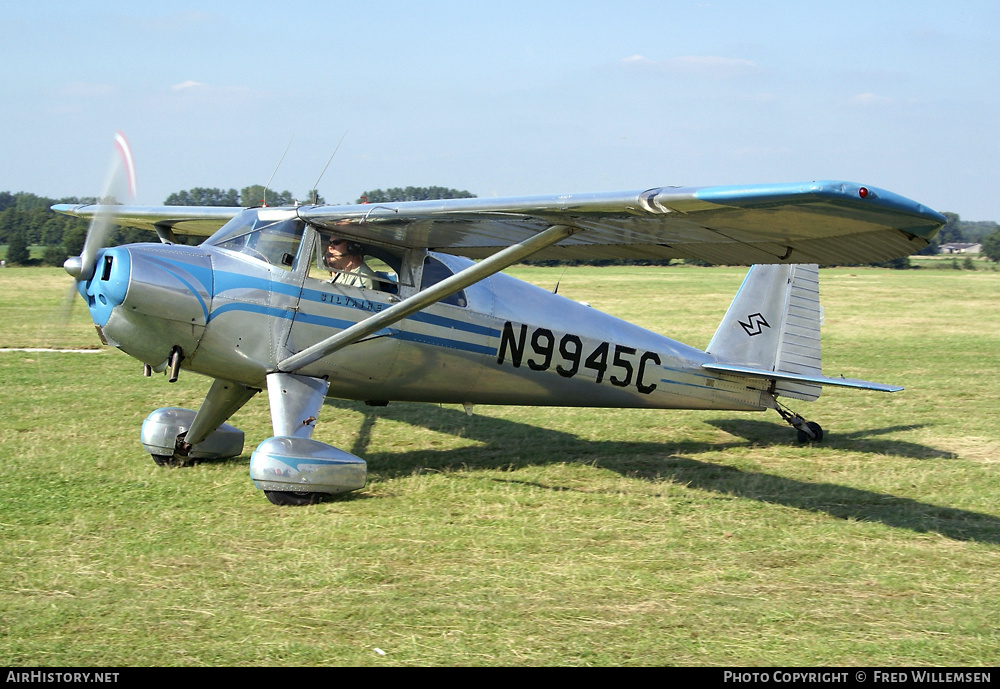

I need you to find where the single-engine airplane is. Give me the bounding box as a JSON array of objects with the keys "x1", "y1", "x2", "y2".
[{"x1": 54, "y1": 141, "x2": 945, "y2": 505}]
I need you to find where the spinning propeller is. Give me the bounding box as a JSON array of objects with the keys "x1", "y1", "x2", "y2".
[{"x1": 63, "y1": 131, "x2": 136, "y2": 281}]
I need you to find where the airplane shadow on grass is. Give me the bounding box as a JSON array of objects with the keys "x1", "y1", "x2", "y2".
[{"x1": 306, "y1": 399, "x2": 1000, "y2": 545}]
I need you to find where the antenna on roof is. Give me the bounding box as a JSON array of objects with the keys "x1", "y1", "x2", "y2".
[
  {"x1": 553, "y1": 266, "x2": 567, "y2": 294},
  {"x1": 309, "y1": 130, "x2": 348, "y2": 205},
  {"x1": 262, "y1": 134, "x2": 294, "y2": 207}
]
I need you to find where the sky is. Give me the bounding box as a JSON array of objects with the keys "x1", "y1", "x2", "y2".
[{"x1": 3, "y1": 0, "x2": 998, "y2": 220}]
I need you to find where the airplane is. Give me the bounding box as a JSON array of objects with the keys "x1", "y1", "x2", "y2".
[{"x1": 53, "y1": 141, "x2": 945, "y2": 505}]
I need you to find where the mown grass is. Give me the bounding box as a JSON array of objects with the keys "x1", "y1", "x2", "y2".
[{"x1": 1, "y1": 265, "x2": 999, "y2": 666}]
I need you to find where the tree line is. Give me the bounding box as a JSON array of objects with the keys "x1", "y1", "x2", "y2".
[
  {"x1": 164, "y1": 185, "x2": 302, "y2": 207},
  {"x1": 3, "y1": 186, "x2": 999, "y2": 265},
  {"x1": 919, "y1": 212, "x2": 1000, "y2": 263},
  {"x1": 0, "y1": 186, "x2": 474, "y2": 266},
  {"x1": 356, "y1": 186, "x2": 475, "y2": 203},
  {"x1": 2, "y1": 191, "x2": 94, "y2": 266}
]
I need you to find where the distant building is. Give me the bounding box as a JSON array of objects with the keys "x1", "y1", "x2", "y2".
[{"x1": 939, "y1": 243, "x2": 982, "y2": 254}]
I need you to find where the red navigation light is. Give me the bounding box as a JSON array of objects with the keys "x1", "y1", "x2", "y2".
[{"x1": 858, "y1": 187, "x2": 870, "y2": 199}]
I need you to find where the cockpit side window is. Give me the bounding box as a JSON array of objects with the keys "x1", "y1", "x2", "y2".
[
  {"x1": 207, "y1": 210, "x2": 304, "y2": 271},
  {"x1": 421, "y1": 256, "x2": 467, "y2": 307},
  {"x1": 306, "y1": 230, "x2": 400, "y2": 293}
]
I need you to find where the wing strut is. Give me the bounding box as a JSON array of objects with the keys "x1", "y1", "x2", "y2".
[{"x1": 277, "y1": 224, "x2": 577, "y2": 373}]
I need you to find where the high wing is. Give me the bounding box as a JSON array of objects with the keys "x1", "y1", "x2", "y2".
[
  {"x1": 51, "y1": 204, "x2": 243, "y2": 238},
  {"x1": 300, "y1": 181, "x2": 944, "y2": 265},
  {"x1": 54, "y1": 180, "x2": 945, "y2": 266}
]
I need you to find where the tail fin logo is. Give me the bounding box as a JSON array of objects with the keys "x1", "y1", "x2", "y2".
[{"x1": 739, "y1": 313, "x2": 770, "y2": 337}]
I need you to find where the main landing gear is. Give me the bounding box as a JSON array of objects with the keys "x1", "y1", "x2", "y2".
[
  {"x1": 775, "y1": 404, "x2": 824, "y2": 443},
  {"x1": 140, "y1": 374, "x2": 368, "y2": 505}
]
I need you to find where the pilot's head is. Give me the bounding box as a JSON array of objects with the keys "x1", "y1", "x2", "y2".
[{"x1": 324, "y1": 237, "x2": 364, "y2": 269}]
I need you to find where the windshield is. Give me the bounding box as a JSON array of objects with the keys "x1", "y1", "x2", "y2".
[{"x1": 205, "y1": 209, "x2": 305, "y2": 270}]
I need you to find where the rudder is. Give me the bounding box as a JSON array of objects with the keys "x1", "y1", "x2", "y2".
[{"x1": 705, "y1": 264, "x2": 822, "y2": 401}]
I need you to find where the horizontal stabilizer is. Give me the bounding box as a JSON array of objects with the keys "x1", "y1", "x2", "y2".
[{"x1": 703, "y1": 363, "x2": 903, "y2": 393}]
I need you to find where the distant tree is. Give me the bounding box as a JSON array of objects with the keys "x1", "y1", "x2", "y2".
[
  {"x1": 304, "y1": 190, "x2": 326, "y2": 205},
  {"x1": 109, "y1": 226, "x2": 158, "y2": 245},
  {"x1": 240, "y1": 185, "x2": 294, "y2": 207},
  {"x1": 5, "y1": 228, "x2": 30, "y2": 264},
  {"x1": 0, "y1": 207, "x2": 14, "y2": 244},
  {"x1": 962, "y1": 221, "x2": 1000, "y2": 242},
  {"x1": 0, "y1": 193, "x2": 93, "y2": 255},
  {"x1": 982, "y1": 231, "x2": 1000, "y2": 262},
  {"x1": 63, "y1": 224, "x2": 87, "y2": 257},
  {"x1": 937, "y1": 212, "x2": 965, "y2": 246},
  {"x1": 921, "y1": 212, "x2": 1000, "y2": 255},
  {"x1": 43, "y1": 244, "x2": 68, "y2": 266},
  {"x1": 870, "y1": 256, "x2": 912, "y2": 269},
  {"x1": 2, "y1": 209, "x2": 34, "y2": 244},
  {"x1": 356, "y1": 186, "x2": 476, "y2": 203},
  {"x1": 9, "y1": 192, "x2": 52, "y2": 212},
  {"x1": 165, "y1": 187, "x2": 240, "y2": 206},
  {"x1": 41, "y1": 218, "x2": 66, "y2": 245}
]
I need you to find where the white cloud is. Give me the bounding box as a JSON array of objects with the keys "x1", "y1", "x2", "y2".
[
  {"x1": 622, "y1": 54, "x2": 654, "y2": 65},
  {"x1": 160, "y1": 82, "x2": 265, "y2": 115}
]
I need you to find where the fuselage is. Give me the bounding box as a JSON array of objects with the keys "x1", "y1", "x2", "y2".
[{"x1": 80, "y1": 209, "x2": 769, "y2": 414}]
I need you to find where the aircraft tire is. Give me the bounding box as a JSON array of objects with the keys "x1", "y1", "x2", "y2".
[
  {"x1": 264, "y1": 490, "x2": 325, "y2": 506},
  {"x1": 150, "y1": 453, "x2": 190, "y2": 467},
  {"x1": 796, "y1": 422, "x2": 824, "y2": 443}
]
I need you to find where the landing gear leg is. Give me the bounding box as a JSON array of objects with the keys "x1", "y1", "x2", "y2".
[
  {"x1": 141, "y1": 378, "x2": 259, "y2": 466},
  {"x1": 775, "y1": 404, "x2": 824, "y2": 443},
  {"x1": 249, "y1": 372, "x2": 367, "y2": 505}
]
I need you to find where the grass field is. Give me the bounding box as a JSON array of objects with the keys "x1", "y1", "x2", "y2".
[{"x1": 2, "y1": 264, "x2": 999, "y2": 666}]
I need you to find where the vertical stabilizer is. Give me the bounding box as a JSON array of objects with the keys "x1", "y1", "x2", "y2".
[{"x1": 705, "y1": 264, "x2": 822, "y2": 401}]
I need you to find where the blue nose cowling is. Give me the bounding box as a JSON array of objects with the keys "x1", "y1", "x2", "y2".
[{"x1": 77, "y1": 247, "x2": 131, "y2": 328}]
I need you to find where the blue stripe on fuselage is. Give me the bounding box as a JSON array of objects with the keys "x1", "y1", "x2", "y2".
[
  {"x1": 659, "y1": 363, "x2": 713, "y2": 391},
  {"x1": 211, "y1": 270, "x2": 499, "y2": 338},
  {"x1": 208, "y1": 300, "x2": 493, "y2": 356},
  {"x1": 149, "y1": 253, "x2": 498, "y2": 356},
  {"x1": 208, "y1": 302, "x2": 296, "y2": 321},
  {"x1": 144, "y1": 255, "x2": 212, "y2": 322}
]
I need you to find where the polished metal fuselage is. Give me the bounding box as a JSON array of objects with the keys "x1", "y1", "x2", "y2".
[{"x1": 87, "y1": 239, "x2": 768, "y2": 414}]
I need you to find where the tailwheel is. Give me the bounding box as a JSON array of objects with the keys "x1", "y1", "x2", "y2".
[
  {"x1": 264, "y1": 490, "x2": 327, "y2": 506},
  {"x1": 775, "y1": 404, "x2": 824, "y2": 443},
  {"x1": 796, "y1": 421, "x2": 824, "y2": 444}
]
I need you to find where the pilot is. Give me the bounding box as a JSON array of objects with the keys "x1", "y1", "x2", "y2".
[{"x1": 324, "y1": 237, "x2": 379, "y2": 289}]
